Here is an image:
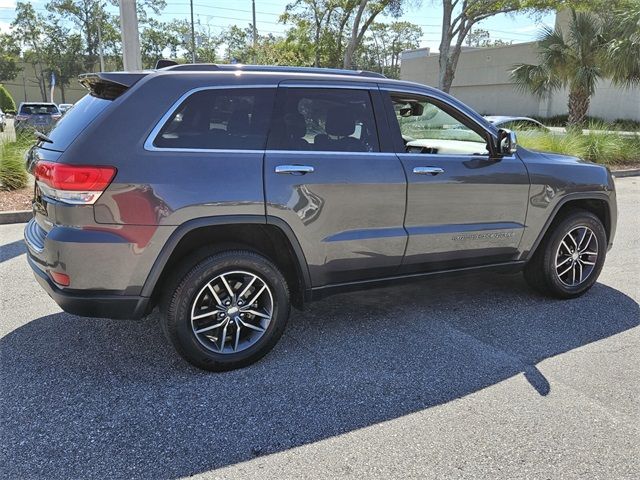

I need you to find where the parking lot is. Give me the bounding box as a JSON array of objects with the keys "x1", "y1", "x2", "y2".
[{"x1": 1, "y1": 177, "x2": 638, "y2": 479}]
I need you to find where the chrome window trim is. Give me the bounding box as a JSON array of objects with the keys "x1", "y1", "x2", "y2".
[
  {"x1": 143, "y1": 84, "x2": 277, "y2": 152},
  {"x1": 266, "y1": 150, "x2": 394, "y2": 156}
]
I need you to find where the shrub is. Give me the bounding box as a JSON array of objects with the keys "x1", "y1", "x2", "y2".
[
  {"x1": 0, "y1": 84, "x2": 16, "y2": 113},
  {"x1": 0, "y1": 137, "x2": 30, "y2": 190},
  {"x1": 518, "y1": 129, "x2": 640, "y2": 166},
  {"x1": 530, "y1": 114, "x2": 640, "y2": 131}
]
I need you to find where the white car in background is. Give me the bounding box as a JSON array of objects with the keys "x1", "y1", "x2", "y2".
[
  {"x1": 0, "y1": 108, "x2": 6, "y2": 132},
  {"x1": 58, "y1": 103, "x2": 74, "y2": 114}
]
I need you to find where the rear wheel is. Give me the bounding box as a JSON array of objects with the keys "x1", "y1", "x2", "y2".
[
  {"x1": 524, "y1": 209, "x2": 606, "y2": 298},
  {"x1": 162, "y1": 250, "x2": 290, "y2": 371}
]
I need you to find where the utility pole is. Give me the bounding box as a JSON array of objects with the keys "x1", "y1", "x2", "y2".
[
  {"x1": 97, "y1": 15, "x2": 106, "y2": 71},
  {"x1": 190, "y1": 0, "x2": 196, "y2": 63},
  {"x1": 252, "y1": 0, "x2": 257, "y2": 63},
  {"x1": 118, "y1": 0, "x2": 142, "y2": 71}
]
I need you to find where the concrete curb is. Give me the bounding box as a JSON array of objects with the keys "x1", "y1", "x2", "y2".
[
  {"x1": 0, "y1": 210, "x2": 31, "y2": 225},
  {"x1": 612, "y1": 168, "x2": 640, "y2": 178}
]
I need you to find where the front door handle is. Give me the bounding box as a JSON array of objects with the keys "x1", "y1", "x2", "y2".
[
  {"x1": 275, "y1": 165, "x2": 315, "y2": 175},
  {"x1": 413, "y1": 166, "x2": 445, "y2": 176}
]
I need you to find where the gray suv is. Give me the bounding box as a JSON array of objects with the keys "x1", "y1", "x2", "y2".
[{"x1": 24, "y1": 64, "x2": 617, "y2": 371}]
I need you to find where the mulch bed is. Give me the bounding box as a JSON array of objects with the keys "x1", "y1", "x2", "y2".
[{"x1": 0, "y1": 187, "x2": 32, "y2": 212}]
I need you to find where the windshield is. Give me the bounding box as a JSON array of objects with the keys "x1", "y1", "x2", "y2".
[{"x1": 20, "y1": 104, "x2": 60, "y2": 115}]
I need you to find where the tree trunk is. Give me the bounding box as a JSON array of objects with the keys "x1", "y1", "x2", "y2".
[
  {"x1": 567, "y1": 87, "x2": 590, "y2": 130},
  {"x1": 343, "y1": 0, "x2": 368, "y2": 69}
]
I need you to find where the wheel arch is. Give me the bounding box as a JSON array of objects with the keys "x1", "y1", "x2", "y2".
[
  {"x1": 141, "y1": 215, "x2": 311, "y2": 311},
  {"x1": 525, "y1": 193, "x2": 613, "y2": 261}
]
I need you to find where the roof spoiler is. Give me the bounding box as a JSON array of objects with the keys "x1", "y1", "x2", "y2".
[{"x1": 78, "y1": 72, "x2": 147, "y2": 100}]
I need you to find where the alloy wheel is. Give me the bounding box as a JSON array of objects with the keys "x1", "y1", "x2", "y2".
[
  {"x1": 554, "y1": 226, "x2": 599, "y2": 287},
  {"x1": 190, "y1": 270, "x2": 274, "y2": 354}
]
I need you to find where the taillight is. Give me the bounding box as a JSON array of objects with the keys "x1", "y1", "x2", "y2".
[
  {"x1": 34, "y1": 161, "x2": 116, "y2": 204},
  {"x1": 15, "y1": 114, "x2": 28, "y2": 121},
  {"x1": 52, "y1": 114, "x2": 62, "y2": 121}
]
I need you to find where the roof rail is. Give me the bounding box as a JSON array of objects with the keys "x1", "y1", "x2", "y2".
[{"x1": 161, "y1": 63, "x2": 386, "y2": 78}]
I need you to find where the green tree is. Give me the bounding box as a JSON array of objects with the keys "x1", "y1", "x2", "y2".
[
  {"x1": 0, "y1": 84, "x2": 16, "y2": 112},
  {"x1": 601, "y1": 1, "x2": 640, "y2": 88},
  {"x1": 364, "y1": 21, "x2": 422, "y2": 77},
  {"x1": 42, "y1": 20, "x2": 84, "y2": 103},
  {"x1": 511, "y1": 10, "x2": 609, "y2": 128},
  {"x1": 436, "y1": 0, "x2": 606, "y2": 93},
  {"x1": 12, "y1": 2, "x2": 48, "y2": 100},
  {"x1": 0, "y1": 34, "x2": 22, "y2": 83}
]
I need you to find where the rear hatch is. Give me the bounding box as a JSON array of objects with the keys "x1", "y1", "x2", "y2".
[{"x1": 28, "y1": 72, "x2": 147, "y2": 238}]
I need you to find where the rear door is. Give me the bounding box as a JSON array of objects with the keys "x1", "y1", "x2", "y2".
[
  {"x1": 264, "y1": 84, "x2": 408, "y2": 287},
  {"x1": 381, "y1": 88, "x2": 530, "y2": 272}
]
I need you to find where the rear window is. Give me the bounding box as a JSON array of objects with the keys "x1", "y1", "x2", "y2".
[
  {"x1": 20, "y1": 104, "x2": 59, "y2": 115},
  {"x1": 152, "y1": 88, "x2": 275, "y2": 150},
  {"x1": 45, "y1": 94, "x2": 111, "y2": 151}
]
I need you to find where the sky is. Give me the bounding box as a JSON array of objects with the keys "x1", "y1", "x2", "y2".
[{"x1": 0, "y1": 0, "x2": 556, "y2": 52}]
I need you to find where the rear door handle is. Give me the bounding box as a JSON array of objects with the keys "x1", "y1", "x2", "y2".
[
  {"x1": 413, "y1": 166, "x2": 445, "y2": 176},
  {"x1": 275, "y1": 165, "x2": 314, "y2": 175}
]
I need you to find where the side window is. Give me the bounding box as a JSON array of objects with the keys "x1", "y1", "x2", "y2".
[
  {"x1": 153, "y1": 88, "x2": 275, "y2": 150},
  {"x1": 390, "y1": 94, "x2": 488, "y2": 156},
  {"x1": 270, "y1": 88, "x2": 379, "y2": 152}
]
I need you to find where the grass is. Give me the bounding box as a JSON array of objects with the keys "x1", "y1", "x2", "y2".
[
  {"x1": 0, "y1": 135, "x2": 31, "y2": 191},
  {"x1": 518, "y1": 125, "x2": 640, "y2": 167}
]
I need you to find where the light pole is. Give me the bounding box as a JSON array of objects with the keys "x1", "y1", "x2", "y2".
[
  {"x1": 252, "y1": 0, "x2": 257, "y2": 63},
  {"x1": 118, "y1": 0, "x2": 142, "y2": 71},
  {"x1": 190, "y1": 0, "x2": 196, "y2": 63}
]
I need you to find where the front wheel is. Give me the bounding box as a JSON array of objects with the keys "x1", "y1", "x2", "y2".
[
  {"x1": 162, "y1": 250, "x2": 290, "y2": 371},
  {"x1": 524, "y1": 209, "x2": 607, "y2": 298}
]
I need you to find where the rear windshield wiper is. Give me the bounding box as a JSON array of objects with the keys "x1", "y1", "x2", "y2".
[{"x1": 34, "y1": 130, "x2": 53, "y2": 144}]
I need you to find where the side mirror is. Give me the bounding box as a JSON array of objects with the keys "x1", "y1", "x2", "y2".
[{"x1": 498, "y1": 128, "x2": 517, "y2": 155}]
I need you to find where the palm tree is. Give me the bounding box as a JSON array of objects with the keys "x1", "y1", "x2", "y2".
[
  {"x1": 602, "y1": 3, "x2": 640, "y2": 89},
  {"x1": 511, "y1": 10, "x2": 607, "y2": 129}
]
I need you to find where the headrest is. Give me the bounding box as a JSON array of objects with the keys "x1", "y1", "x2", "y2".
[
  {"x1": 326, "y1": 106, "x2": 356, "y2": 137},
  {"x1": 285, "y1": 112, "x2": 306, "y2": 138}
]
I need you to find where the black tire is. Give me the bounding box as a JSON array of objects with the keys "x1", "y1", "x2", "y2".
[
  {"x1": 524, "y1": 209, "x2": 607, "y2": 298},
  {"x1": 162, "y1": 250, "x2": 290, "y2": 371}
]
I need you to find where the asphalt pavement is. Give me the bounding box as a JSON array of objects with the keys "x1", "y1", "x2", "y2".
[{"x1": 1, "y1": 177, "x2": 638, "y2": 479}]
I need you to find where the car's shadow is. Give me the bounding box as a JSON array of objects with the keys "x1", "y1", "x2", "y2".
[{"x1": 2, "y1": 273, "x2": 638, "y2": 479}]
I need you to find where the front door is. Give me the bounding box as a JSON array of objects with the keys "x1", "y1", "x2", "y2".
[
  {"x1": 264, "y1": 85, "x2": 408, "y2": 286},
  {"x1": 382, "y1": 89, "x2": 530, "y2": 272}
]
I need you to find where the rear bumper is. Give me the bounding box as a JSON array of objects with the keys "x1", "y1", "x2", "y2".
[{"x1": 27, "y1": 253, "x2": 150, "y2": 320}]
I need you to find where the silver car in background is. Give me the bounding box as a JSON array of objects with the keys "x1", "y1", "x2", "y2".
[{"x1": 15, "y1": 102, "x2": 62, "y2": 134}]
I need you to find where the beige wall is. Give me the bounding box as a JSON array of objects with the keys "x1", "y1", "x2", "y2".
[
  {"x1": 2, "y1": 62, "x2": 87, "y2": 108},
  {"x1": 400, "y1": 42, "x2": 640, "y2": 122}
]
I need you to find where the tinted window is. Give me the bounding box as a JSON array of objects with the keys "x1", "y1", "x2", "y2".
[
  {"x1": 20, "y1": 104, "x2": 59, "y2": 114},
  {"x1": 390, "y1": 94, "x2": 487, "y2": 156},
  {"x1": 46, "y1": 94, "x2": 111, "y2": 151},
  {"x1": 154, "y1": 88, "x2": 275, "y2": 150},
  {"x1": 269, "y1": 88, "x2": 379, "y2": 152}
]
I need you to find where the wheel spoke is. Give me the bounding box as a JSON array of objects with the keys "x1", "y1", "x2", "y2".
[
  {"x1": 560, "y1": 240, "x2": 572, "y2": 254},
  {"x1": 576, "y1": 261, "x2": 583, "y2": 283},
  {"x1": 556, "y1": 256, "x2": 572, "y2": 268},
  {"x1": 238, "y1": 276, "x2": 257, "y2": 299},
  {"x1": 220, "y1": 274, "x2": 235, "y2": 301},
  {"x1": 194, "y1": 318, "x2": 227, "y2": 334},
  {"x1": 581, "y1": 250, "x2": 597, "y2": 256},
  {"x1": 242, "y1": 309, "x2": 271, "y2": 319},
  {"x1": 580, "y1": 259, "x2": 596, "y2": 266},
  {"x1": 206, "y1": 283, "x2": 223, "y2": 306},
  {"x1": 192, "y1": 310, "x2": 219, "y2": 321},
  {"x1": 233, "y1": 320, "x2": 241, "y2": 351},
  {"x1": 572, "y1": 263, "x2": 576, "y2": 284},
  {"x1": 568, "y1": 232, "x2": 579, "y2": 249},
  {"x1": 246, "y1": 284, "x2": 267, "y2": 307},
  {"x1": 238, "y1": 318, "x2": 265, "y2": 333},
  {"x1": 558, "y1": 263, "x2": 573, "y2": 277},
  {"x1": 579, "y1": 231, "x2": 594, "y2": 252},
  {"x1": 218, "y1": 322, "x2": 229, "y2": 352},
  {"x1": 577, "y1": 227, "x2": 588, "y2": 249}
]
